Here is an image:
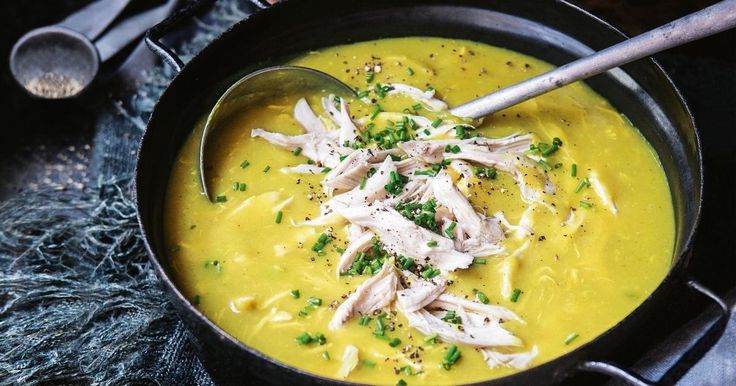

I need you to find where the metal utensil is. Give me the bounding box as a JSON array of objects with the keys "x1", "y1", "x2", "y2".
[
  {"x1": 198, "y1": 66, "x2": 355, "y2": 201},
  {"x1": 10, "y1": 0, "x2": 178, "y2": 99},
  {"x1": 197, "y1": 0, "x2": 736, "y2": 201}
]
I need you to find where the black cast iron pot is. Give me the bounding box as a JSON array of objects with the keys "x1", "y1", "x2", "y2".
[{"x1": 135, "y1": 0, "x2": 731, "y2": 384}]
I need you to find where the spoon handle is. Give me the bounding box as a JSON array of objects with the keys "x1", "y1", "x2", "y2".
[
  {"x1": 57, "y1": 0, "x2": 131, "y2": 40},
  {"x1": 449, "y1": 0, "x2": 736, "y2": 119},
  {"x1": 96, "y1": 0, "x2": 179, "y2": 62}
]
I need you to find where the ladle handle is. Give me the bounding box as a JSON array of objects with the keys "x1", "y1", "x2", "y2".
[
  {"x1": 57, "y1": 0, "x2": 131, "y2": 40},
  {"x1": 145, "y1": 0, "x2": 216, "y2": 72},
  {"x1": 449, "y1": 0, "x2": 736, "y2": 119}
]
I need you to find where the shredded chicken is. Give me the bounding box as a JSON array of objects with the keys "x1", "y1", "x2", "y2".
[
  {"x1": 337, "y1": 203, "x2": 474, "y2": 272},
  {"x1": 321, "y1": 158, "x2": 396, "y2": 216},
  {"x1": 252, "y1": 98, "x2": 354, "y2": 167},
  {"x1": 480, "y1": 346, "x2": 539, "y2": 369},
  {"x1": 280, "y1": 164, "x2": 323, "y2": 174},
  {"x1": 336, "y1": 231, "x2": 375, "y2": 278},
  {"x1": 322, "y1": 95, "x2": 360, "y2": 145},
  {"x1": 589, "y1": 171, "x2": 618, "y2": 214},
  {"x1": 396, "y1": 272, "x2": 446, "y2": 313},
  {"x1": 251, "y1": 128, "x2": 349, "y2": 168},
  {"x1": 328, "y1": 261, "x2": 398, "y2": 330},
  {"x1": 430, "y1": 293, "x2": 523, "y2": 323},
  {"x1": 404, "y1": 308, "x2": 521, "y2": 347},
  {"x1": 250, "y1": 95, "x2": 556, "y2": 363},
  {"x1": 321, "y1": 149, "x2": 401, "y2": 194},
  {"x1": 337, "y1": 345, "x2": 359, "y2": 378},
  {"x1": 430, "y1": 172, "x2": 505, "y2": 256},
  {"x1": 387, "y1": 83, "x2": 448, "y2": 111},
  {"x1": 294, "y1": 97, "x2": 328, "y2": 134}
]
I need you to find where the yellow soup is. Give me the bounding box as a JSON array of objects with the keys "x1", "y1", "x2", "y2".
[{"x1": 164, "y1": 37, "x2": 674, "y2": 385}]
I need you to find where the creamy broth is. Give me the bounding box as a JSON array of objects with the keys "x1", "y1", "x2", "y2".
[{"x1": 164, "y1": 37, "x2": 674, "y2": 384}]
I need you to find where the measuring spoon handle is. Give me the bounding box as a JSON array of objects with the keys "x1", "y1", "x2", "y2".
[
  {"x1": 57, "y1": 0, "x2": 131, "y2": 40},
  {"x1": 96, "y1": 0, "x2": 179, "y2": 62}
]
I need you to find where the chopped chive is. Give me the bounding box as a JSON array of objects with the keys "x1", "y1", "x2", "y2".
[
  {"x1": 575, "y1": 177, "x2": 591, "y2": 193},
  {"x1": 363, "y1": 359, "x2": 376, "y2": 368},
  {"x1": 275, "y1": 211, "x2": 283, "y2": 224},
  {"x1": 308, "y1": 297, "x2": 322, "y2": 306},
  {"x1": 424, "y1": 333, "x2": 439, "y2": 344},
  {"x1": 358, "y1": 315, "x2": 372, "y2": 326},
  {"x1": 564, "y1": 332, "x2": 579, "y2": 345},
  {"x1": 400, "y1": 257, "x2": 415, "y2": 270},
  {"x1": 413, "y1": 170, "x2": 437, "y2": 177},
  {"x1": 422, "y1": 129, "x2": 431, "y2": 136},
  {"x1": 474, "y1": 166, "x2": 497, "y2": 179},
  {"x1": 571, "y1": 163, "x2": 578, "y2": 177},
  {"x1": 473, "y1": 258, "x2": 487, "y2": 265},
  {"x1": 322, "y1": 351, "x2": 330, "y2": 360},
  {"x1": 445, "y1": 222, "x2": 457, "y2": 239},
  {"x1": 441, "y1": 310, "x2": 461, "y2": 324},
  {"x1": 542, "y1": 143, "x2": 559, "y2": 157},
  {"x1": 553, "y1": 137, "x2": 563, "y2": 147},
  {"x1": 357, "y1": 90, "x2": 369, "y2": 99},
  {"x1": 420, "y1": 266, "x2": 440, "y2": 279},
  {"x1": 315, "y1": 332, "x2": 327, "y2": 345},
  {"x1": 292, "y1": 147, "x2": 303, "y2": 156},
  {"x1": 192, "y1": 295, "x2": 201, "y2": 305},
  {"x1": 359, "y1": 176, "x2": 367, "y2": 190},
  {"x1": 298, "y1": 305, "x2": 314, "y2": 317},
  {"x1": 366, "y1": 70, "x2": 374, "y2": 83},
  {"x1": 240, "y1": 160, "x2": 250, "y2": 168},
  {"x1": 455, "y1": 126, "x2": 467, "y2": 139},
  {"x1": 370, "y1": 104, "x2": 382, "y2": 120},
  {"x1": 427, "y1": 240, "x2": 438, "y2": 248},
  {"x1": 296, "y1": 332, "x2": 312, "y2": 345},
  {"x1": 263, "y1": 165, "x2": 271, "y2": 173},
  {"x1": 580, "y1": 200, "x2": 593, "y2": 209},
  {"x1": 397, "y1": 380, "x2": 407, "y2": 386},
  {"x1": 389, "y1": 337, "x2": 402, "y2": 347},
  {"x1": 537, "y1": 159, "x2": 553, "y2": 171},
  {"x1": 406, "y1": 67, "x2": 414, "y2": 76},
  {"x1": 290, "y1": 289, "x2": 300, "y2": 299},
  {"x1": 441, "y1": 344, "x2": 461, "y2": 370},
  {"x1": 215, "y1": 195, "x2": 227, "y2": 203},
  {"x1": 321, "y1": 167, "x2": 332, "y2": 173},
  {"x1": 476, "y1": 290, "x2": 490, "y2": 304},
  {"x1": 510, "y1": 288, "x2": 522, "y2": 302},
  {"x1": 431, "y1": 118, "x2": 442, "y2": 128}
]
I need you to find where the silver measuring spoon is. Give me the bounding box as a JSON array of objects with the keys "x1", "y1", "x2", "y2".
[
  {"x1": 197, "y1": 0, "x2": 736, "y2": 202},
  {"x1": 10, "y1": 0, "x2": 178, "y2": 99}
]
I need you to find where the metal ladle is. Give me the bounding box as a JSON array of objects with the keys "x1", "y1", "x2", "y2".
[
  {"x1": 198, "y1": 0, "x2": 736, "y2": 202},
  {"x1": 10, "y1": 0, "x2": 178, "y2": 99}
]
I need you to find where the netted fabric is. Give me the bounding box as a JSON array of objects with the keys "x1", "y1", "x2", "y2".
[{"x1": 0, "y1": 1, "x2": 256, "y2": 385}]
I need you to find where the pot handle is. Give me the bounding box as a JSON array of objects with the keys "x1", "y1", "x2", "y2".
[
  {"x1": 575, "y1": 279, "x2": 731, "y2": 386},
  {"x1": 144, "y1": 0, "x2": 216, "y2": 73}
]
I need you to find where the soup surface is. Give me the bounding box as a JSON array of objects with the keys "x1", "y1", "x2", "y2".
[{"x1": 164, "y1": 37, "x2": 674, "y2": 385}]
